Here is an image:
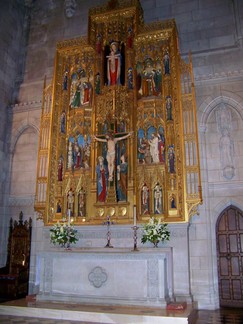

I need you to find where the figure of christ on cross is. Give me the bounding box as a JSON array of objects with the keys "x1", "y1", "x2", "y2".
[{"x1": 93, "y1": 131, "x2": 133, "y2": 182}]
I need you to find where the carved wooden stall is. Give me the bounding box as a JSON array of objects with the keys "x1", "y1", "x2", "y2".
[{"x1": 0, "y1": 212, "x2": 32, "y2": 298}]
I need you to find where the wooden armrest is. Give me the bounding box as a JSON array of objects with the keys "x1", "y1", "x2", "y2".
[{"x1": 0, "y1": 274, "x2": 17, "y2": 280}]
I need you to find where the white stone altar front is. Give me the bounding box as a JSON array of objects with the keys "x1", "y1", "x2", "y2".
[{"x1": 36, "y1": 248, "x2": 172, "y2": 307}]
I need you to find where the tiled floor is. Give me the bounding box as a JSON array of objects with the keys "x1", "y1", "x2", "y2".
[{"x1": 0, "y1": 298, "x2": 243, "y2": 323}]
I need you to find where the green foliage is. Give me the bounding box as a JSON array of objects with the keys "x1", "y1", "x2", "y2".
[
  {"x1": 50, "y1": 222, "x2": 79, "y2": 247},
  {"x1": 141, "y1": 217, "x2": 170, "y2": 245}
]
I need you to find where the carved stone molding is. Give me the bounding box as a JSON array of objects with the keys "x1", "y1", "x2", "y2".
[
  {"x1": 10, "y1": 100, "x2": 42, "y2": 113},
  {"x1": 88, "y1": 266, "x2": 108, "y2": 288},
  {"x1": 195, "y1": 69, "x2": 243, "y2": 83},
  {"x1": 8, "y1": 195, "x2": 35, "y2": 207}
]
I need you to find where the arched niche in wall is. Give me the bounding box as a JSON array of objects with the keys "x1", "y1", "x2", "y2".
[
  {"x1": 10, "y1": 126, "x2": 38, "y2": 199},
  {"x1": 200, "y1": 96, "x2": 243, "y2": 182}
]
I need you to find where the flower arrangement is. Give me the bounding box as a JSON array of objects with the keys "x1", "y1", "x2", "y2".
[
  {"x1": 141, "y1": 217, "x2": 170, "y2": 247},
  {"x1": 50, "y1": 222, "x2": 79, "y2": 247}
]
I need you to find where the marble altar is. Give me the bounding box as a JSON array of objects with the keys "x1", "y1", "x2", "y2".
[{"x1": 36, "y1": 248, "x2": 173, "y2": 307}]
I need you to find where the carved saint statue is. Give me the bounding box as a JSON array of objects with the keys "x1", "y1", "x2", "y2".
[
  {"x1": 63, "y1": 71, "x2": 68, "y2": 90},
  {"x1": 168, "y1": 145, "x2": 175, "y2": 173},
  {"x1": 219, "y1": 129, "x2": 234, "y2": 179},
  {"x1": 107, "y1": 42, "x2": 121, "y2": 86},
  {"x1": 166, "y1": 96, "x2": 173, "y2": 121},
  {"x1": 141, "y1": 183, "x2": 149, "y2": 215},
  {"x1": 96, "y1": 156, "x2": 108, "y2": 202},
  {"x1": 67, "y1": 141, "x2": 73, "y2": 169},
  {"x1": 58, "y1": 157, "x2": 63, "y2": 181},
  {"x1": 158, "y1": 134, "x2": 165, "y2": 163},
  {"x1": 154, "y1": 183, "x2": 162, "y2": 214},
  {"x1": 163, "y1": 50, "x2": 170, "y2": 75},
  {"x1": 67, "y1": 189, "x2": 74, "y2": 214},
  {"x1": 171, "y1": 195, "x2": 176, "y2": 208},
  {"x1": 56, "y1": 200, "x2": 62, "y2": 213},
  {"x1": 216, "y1": 105, "x2": 235, "y2": 179},
  {"x1": 117, "y1": 154, "x2": 128, "y2": 201},
  {"x1": 127, "y1": 67, "x2": 133, "y2": 89},
  {"x1": 78, "y1": 188, "x2": 86, "y2": 216},
  {"x1": 60, "y1": 111, "x2": 66, "y2": 133},
  {"x1": 142, "y1": 58, "x2": 156, "y2": 97},
  {"x1": 148, "y1": 133, "x2": 159, "y2": 163},
  {"x1": 70, "y1": 77, "x2": 82, "y2": 107}
]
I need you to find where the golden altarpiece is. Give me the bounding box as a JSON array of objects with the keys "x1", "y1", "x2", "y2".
[{"x1": 34, "y1": 0, "x2": 202, "y2": 226}]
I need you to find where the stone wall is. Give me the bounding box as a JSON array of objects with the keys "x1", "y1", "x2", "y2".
[
  {"x1": 0, "y1": 0, "x2": 31, "y2": 267},
  {"x1": 1, "y1": 0, "x2": 243, "y2": 309}
]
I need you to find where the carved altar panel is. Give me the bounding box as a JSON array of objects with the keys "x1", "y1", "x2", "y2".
[{"x1": 36, "y1": 248, "x2": 172, "y2": 307}]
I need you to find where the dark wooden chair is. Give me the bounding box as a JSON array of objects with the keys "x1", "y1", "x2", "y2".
[{"x1": 0, "y1": 211, "x2": 32, "y2": 299}]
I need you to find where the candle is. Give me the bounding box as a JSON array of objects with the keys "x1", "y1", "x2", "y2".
[
  {"x1": 133, "y1": 205, "x2": 137, "y2": 227},
  {"x1": 68, "y1": 209, "x2": 71, "y2": 226}
]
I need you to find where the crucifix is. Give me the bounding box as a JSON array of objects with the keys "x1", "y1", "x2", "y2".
[{"x1": 93, "y1": 131, "x2": 133, "y2": 182}]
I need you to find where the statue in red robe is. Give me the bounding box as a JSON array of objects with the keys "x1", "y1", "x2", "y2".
[{"x1": 107, "y1": 42, "x2": 121, "y2": 86}]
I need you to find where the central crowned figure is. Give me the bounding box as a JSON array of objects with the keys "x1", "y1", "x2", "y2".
[{"x1": 107, "y1": 42, "x2": 121, "y2": 86}]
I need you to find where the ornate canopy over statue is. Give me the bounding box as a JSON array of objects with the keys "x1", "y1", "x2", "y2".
[{"x1": 34, "y1": 0, "x2": 202, "y2": 225}]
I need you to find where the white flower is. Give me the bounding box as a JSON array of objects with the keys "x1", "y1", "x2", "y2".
[
  {"x1": 141, "y1": 217, "x2": 170, "y2": 245},
  {"x1": 50, "y1": 222, "x2": 79, "y2": 246}
]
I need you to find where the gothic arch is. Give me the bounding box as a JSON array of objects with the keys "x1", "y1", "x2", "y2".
[
  {"x1": 213, "y1": 199, "x2": 243, "y2": 227},
  {"x1": 199, "y1": 91, "x2": 243, "y2": 132},
  {"x1": 8, "y1": 122, "x2": 40, "y2": 198},
  {"x1": 9, "y1": 120, "x2": 40, "y2": 154},
  {"x1": 201, "y1": 199, "x2": 243, "y2": 263},
  {"x1": 216, "y1": 204, "x2": 243, "y2": 226},
  {"x1": 198, "y1": 91, "x2": 243, "y2": 181}
]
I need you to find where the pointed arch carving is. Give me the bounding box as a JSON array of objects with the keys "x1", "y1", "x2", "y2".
[
  {"x1": 199, "y1": 93, "x2": 243, "y2": 132},
  {"x1": 9, "y1": 121, "x2": 40, "y2": 154}
]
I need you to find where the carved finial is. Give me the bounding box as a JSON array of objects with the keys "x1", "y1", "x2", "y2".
[
  {"x1": 19, "y1": 211, "x2": 23, "y2": 224},
  {"x1": 10, "y1": 217, "x2": 13, "y2": 229},
  {"x1": 107, "y1": 0, "x2": 118, "y2": 10}
]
